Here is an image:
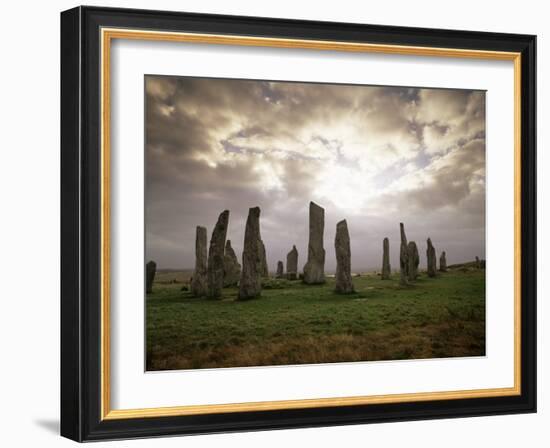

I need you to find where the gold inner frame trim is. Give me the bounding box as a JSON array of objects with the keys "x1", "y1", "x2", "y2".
[{"x1": 100, "y1": 27, "x2": 522, "y2": 421}]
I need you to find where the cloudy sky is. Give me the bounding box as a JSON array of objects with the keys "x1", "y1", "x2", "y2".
[{"x1": 145, "y1": 75, "x2": 486, "y2": 272}]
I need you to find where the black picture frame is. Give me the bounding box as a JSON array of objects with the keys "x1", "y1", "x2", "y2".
[{"x1": 61, "y1": 5, "x2": 536, "y2": 442}]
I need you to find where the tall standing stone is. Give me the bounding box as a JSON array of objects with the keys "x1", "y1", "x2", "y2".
[
  {"x1": 407, "y1": 241, "x2": 419, "y2": 281},
  {"x1": 190, "y1": 226, "x2": 208, "y2": 297},
  {"x1": 426, "y1": 238, "x2": 437, "y2": 277},
  {"x1": 381, "y1": 237, "x2": 391, "y2": 280},
  {"x1": 475, "y1": 256, "x2": 481, "y2": 269},
  {"x1": 303, "y1": 201, "x2": 325, "y2": 284},
  {"x1": 207, "y1": 210, "x2": 229, "y2": 298},
  {"x1": 223, "y1": 239, "x2": 241, "y2": 287},
  {"x1": 276, "y1": 261, "x2": 284, "y2": 278},
  {"x1": 334, "y1": 220, "x2": 354, "y2": 294},
  {"x1": 439, "y1": 251, "x2": 447, "y2": 272},
  {"x1": 146, "y1": 260, "x2": 156, "y2": 294},
  {"x1": 399, "y1": 222, "x2": 409, "y2": 286},
  {"x1": 258, "y1": 239, "x2": 269, "y2": 278},
  {"x1": 238, "y1": 207, "x2": 262, "y2": 300},
  {"x1": 286, "y1": 245, "x2": 298, "y2": 280}
]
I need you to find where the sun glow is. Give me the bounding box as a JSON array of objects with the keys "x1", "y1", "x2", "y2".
[{"x1": 313, "y1": 164, "x2": 371, "y2": 214}]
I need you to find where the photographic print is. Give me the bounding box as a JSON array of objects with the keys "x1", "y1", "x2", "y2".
[
  {"x1": 61, "y1": 9, "x2": 536, "y2": 439},
  {"x1": 145, "y1": 75, "x2": 486, "y2": 371}
]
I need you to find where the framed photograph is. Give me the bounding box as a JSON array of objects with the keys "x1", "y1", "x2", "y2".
[{"x1": 60, "y1": 6, "x2": 536, "y2": 441}]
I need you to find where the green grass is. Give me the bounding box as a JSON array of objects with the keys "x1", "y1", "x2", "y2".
[{"x1": 146, "y1": 270, "x2": 485, "y2": 371}]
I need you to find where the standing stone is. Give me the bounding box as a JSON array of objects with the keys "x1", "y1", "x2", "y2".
[
  {"x1": 207, "y1": 210, "x2": 229, "y2": 298},
  {"x1": 334, "y1": 220, "x2": 354, "y2": 294},
  {"x1": 276, "y1": 261, "x2": 284, "y2": 278},
  {"x1": 190, "y1": 226, "x2": 208, "y2": 297},
  {"x1": 258, "y1": 239, "x2": 269, "y2": 278},
  {"x1": 303, "y1": 201, "x2": 326, "y2": 284},
  {"x1": 223, "y1": 239, "x2": 241, "y2": 287},
  {"x1": 286, "y1": 245, "x2": 298, "y2": 280},
  {"x1": 426, "y1": 238, "x2": 437, "y2": 277},
  {"x1": 407, "y1": 241, "x2": 420, "y2": 281},
  {"x1": 381, "y1": 237, "x2": 391, "y2": 280},
  {"x1": 475, "y1": 256, "x2": 481, "y2": 269},
  {"x1": 439, "y1": 251, "x2": 447, "y2": 272},
  {"x1": 146, "y1": 260, "x2": 156, "y2": 294},
  {"x1": 399, "y1": 222, "x2": 409, "y2": 286},
  {"x1": 238, "y1": 207, "x2": 262, "y2": 300}
]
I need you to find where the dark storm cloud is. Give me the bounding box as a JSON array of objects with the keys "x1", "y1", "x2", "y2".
[{"x1": 145, "y1": 76, "x2": 486, "y2": 271}]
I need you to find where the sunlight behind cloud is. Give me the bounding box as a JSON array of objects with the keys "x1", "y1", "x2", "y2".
[{"x1": 144, "y1": 75, "x2": 486, "y2": 271}]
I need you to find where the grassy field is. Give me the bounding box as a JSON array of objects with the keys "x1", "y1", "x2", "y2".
[{"x1": 146, "y1": 269, "x2": 485, "y2": 371}]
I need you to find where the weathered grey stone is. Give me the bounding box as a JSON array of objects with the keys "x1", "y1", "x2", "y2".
[
  {"x1": 146, "y1": 260, "x2": 156, "y2": 294},
  {"x1": 303, "y1": 201, "x2": 325, "y2": 284},
  {"x1": 407, "y1": 241, "x2": 419, "y2": 281},
  {"x1": 475, "y1": 256, "x2": 481, "y2": 269},
  {"x1": 258, "y1": 238, "x2": 269, "y2": 278},
  {"x1": 426, "y1": 237, "x2": 437, "y2": 277},
  {"x1": 334, "y1": 220, "x2": 354, "y2": 294},
  {"x1": 207, "y1": 210, "x2": 229, "y2": 298},
  {"x1": 439, "y1": 251, "x2": 447, "y2": 272},
  {"x1": 399, "y1": 222, "x2": 409, "y2": 286},
  {"x1": 286, "y1": 245, "x2": 298, "y2": 280},
  {"x1": 381, "y1": 237, "x2": 391, "y2": 280},
  {"x1": 190, "y1": 226, "x2": 208, "y2": 297},
  {"x1": 223, "y1": 239, "x2": 241, "y2": 287},
  {"x1": 238, "y1": 207, "x2": 262, "y2": 300},
  {"x1": 276, "y1": 261, "x2": 284, "y2": 278}
]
